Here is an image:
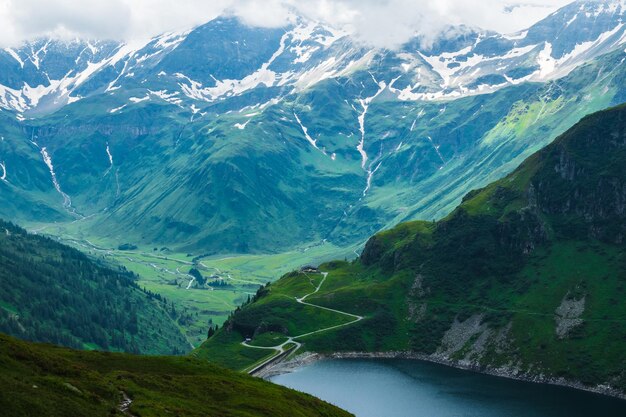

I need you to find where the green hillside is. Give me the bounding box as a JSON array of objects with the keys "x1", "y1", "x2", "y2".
[
  {"x1": 199, "y1": 104, "x2": 626, "y2": 395},
  {"x1": 0, "y1": 220, "x2": 189, "y2": 354},
  {"x1": 7, "y1": 47, "x2": 626, "y2": 258},
  {"x1": 0, "y1": 333, "x2": 351, "y2": 417}
]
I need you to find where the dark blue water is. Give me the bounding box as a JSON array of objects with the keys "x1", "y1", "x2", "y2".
[{"x1": 270, "y1": 359, "x2": 626, "y2": 417}]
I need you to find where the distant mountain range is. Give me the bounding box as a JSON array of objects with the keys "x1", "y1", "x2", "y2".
[{"x1": 1, "y1": 0, "x2": 626, "y2": 254}]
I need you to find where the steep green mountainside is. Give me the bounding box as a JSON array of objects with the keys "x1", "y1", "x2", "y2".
[
  {"x1": 0, "y1": 220, "x2": 189, "y2": 354},
  {"x1": 2, "y1": 3, "x2": 626, "y2": 258},
  {"x1": 0, "y1": 333, "x2": 351, "y2": 417},
  {"x1": 14, "y1": 47, "x2": 626, "y2": 255},
  {"x1": 199, "y1": 104, "x2": 626, "y2": 395}
]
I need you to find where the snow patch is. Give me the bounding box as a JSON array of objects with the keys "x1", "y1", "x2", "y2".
[
  {"x1": 40, "y1": 146, "x2": 72, "y2": 210},
  {"x1": 264, "y1": 32, "x2": 289, "y2": 70},
  {"x1": 29, "y1": 40, "x2": 51, "y2": 70},
  {"x1": 105, "y1": 39, "x2": 152, "y2": 92},
  {"x1": 427, "y1": 136, "x2": 446, "y2": 166},
  {"x1": 106, "y1": 143, "x2": 113, "y2": 166},
  {"x1": 149, "y1": 89, "x2": 183, "y2": 106},
  {"x1": 357, "y1": 75, "x2": 387, "y2": 196},
  {"x1": 363, "y1": 162, "x2": 381, "y2": 196},
  {"x1": 294, "y1": 112, "x2": 323, "y2": 152},
  {"x1": 129, "y1": 94, "x2": 150, "y2": 103},
  {"x1": 502, "y1": 30, "x2": 528, "y2": 41},
  {"x1": 110, "y1": 104, "x2": 126, "y2": 113},
  {"x1": 536, "y1": 42, "x2": 556, "y2": 79},
  {"x1": 234, "y1": 119, "x2": 251, "y2": 130},
  {"x1": 566, "y1": 14, "x2": 578, "y2": 27},
  {"x1": 154, "y1": 30, "x2": 189, "y2": 50},
  {"x1": 294, "y1": 50, "x2": 375, "y2": 92},
  {"x1": 357, "y1": 77, "x2": 386, "y2": 169},
  {"x1": 104, "y1": 143, "x2": 114, "y2": 176},
  {"x1": 0, "y1": 84, "x2": 28, "y2": 112},
  {"x1": 4, "y1": 48, "x2": 24, "y2": 68},
  {"x1": 178, "y1": 68, "x2": 277, "y2": 102}
]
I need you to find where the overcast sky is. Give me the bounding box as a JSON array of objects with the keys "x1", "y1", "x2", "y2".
[{"x1": 0, "y1": 0, "x2": 576, "y2": 48}]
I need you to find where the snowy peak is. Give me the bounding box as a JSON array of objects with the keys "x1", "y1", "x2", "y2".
[
  {"x1": 392, "y1": 0, "x2": 626, "y2": 100},
  {"x1": 0, "y1": 16, "x2": 354, "y2": 116},
  {"x1": 1, "y1": 3, "x2": 626, "y2": 116},
  {"x1": 0, "y1": 38, "x2": 123, "y2": 113},
  {"x1": 0, "y1": 39, "x2": 120, "y2": 89},
  {"x1": 523, "y1": 0, "x2": 626, "y2": 58},
  {"x1": 0, "y1": 31, "x2": 188, "y2": 114},
  {"x1": 144, "y1": 17, "x2": 355, "y2": 105}
]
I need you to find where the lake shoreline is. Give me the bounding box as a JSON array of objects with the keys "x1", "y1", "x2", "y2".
[{"x1": 263, "y1": 351, "x2": 626, "y2": 401}]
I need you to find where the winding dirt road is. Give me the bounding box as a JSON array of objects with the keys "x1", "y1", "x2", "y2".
[{"x1": 242, "y1": 272, "x2": 363, "y2": 375}]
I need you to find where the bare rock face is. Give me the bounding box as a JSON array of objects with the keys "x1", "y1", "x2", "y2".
[
  {"x1": 435, "y1": 314, "x2": 487, "y2": 358},
  {"x1": 407, "y1": 273, "x2": 429, "y2": 322},
  {"x1": 555, "y1": 293, "x2": 586, "y2": 339},
  {"x1": 411, "y1": 273, "x2": 427, "y2": 297},
  {"x1": 407, "y1": 302, "x2": 427, "y2": 323}
]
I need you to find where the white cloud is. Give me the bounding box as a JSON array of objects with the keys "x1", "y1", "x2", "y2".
[{"x1": 0, "y1": 0, "x2": 574, "y2": 48}]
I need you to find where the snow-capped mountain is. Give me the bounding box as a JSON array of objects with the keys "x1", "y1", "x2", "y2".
[
  {"x1": 0, "y1": 18, "x2": 357, "y2": 115},
  {"x1": 1, "y1": 0, "x2": 626, "y2": 254},
  {"x1": 393, "y1": 0, "x2": 626, "y2": 99},
  {"x1": 1, "y1": 1, "x2": 625, "y2": 117},
  {"x1": 0, "y1": 39, "x2": 119, "y2": 114}
]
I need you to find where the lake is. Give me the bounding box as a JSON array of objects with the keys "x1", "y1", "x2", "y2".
[{"x1": 270, "y1": 359, "x2": 626, "y2": 417}]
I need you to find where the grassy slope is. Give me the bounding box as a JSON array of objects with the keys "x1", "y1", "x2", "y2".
[
  {"x1": 0, "y1": 333, "x2": 351, "y2": 417},
  {"x1": 197, "y1": 271, "x2": 355, "y2": 370},
  {"x1": 9, "y1": 49, "x2": 626, "y2": 259},
  {"x1": 0, "y1": 220, "x2": 189, "y2": 355},
  {"x1": 199, "y1": 104, "x2": 626, "y2": 393}
]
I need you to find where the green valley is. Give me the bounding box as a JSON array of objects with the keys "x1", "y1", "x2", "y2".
[
  {"x1": 7, "y1": 45, "x2": 626, "y2": 343},
  {"x1": 23, "y1": 222, "x2": 353, "y2": 347}
]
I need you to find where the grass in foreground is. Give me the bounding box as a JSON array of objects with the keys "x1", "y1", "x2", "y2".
[{"x1": 0, "y1": 333, "x2": 352, "y2": 417}]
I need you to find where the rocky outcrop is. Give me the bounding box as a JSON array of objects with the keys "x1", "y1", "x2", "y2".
[
  {"x1": 360, "y1": 235, "x2": 386, "y2": 267},
  {"x1": 407, "y1": 273, "x2": 429, "y2": 322},
  {"x1": 24, "y1": 124, "x2": 156, "y2": 139},
  {"x1": 555, "y1": 293, "x2": 585, "y2": 339},
  {"x1": 435, "y1": 314, "x2": 487, "y2": 358}
]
